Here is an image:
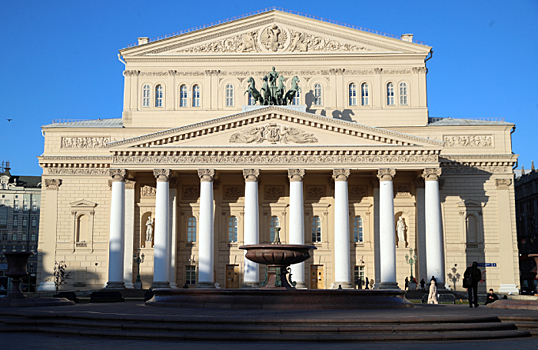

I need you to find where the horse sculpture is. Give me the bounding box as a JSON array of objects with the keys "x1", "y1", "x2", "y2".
[
  {"x1": 244, "y1": 77, "x2": 263, "y2": 105},
  {"x1": 261, "y1": 75, "x2": 271, "y2": 105},
  {"x1": 276, "y1": 75, "x2": 286, "y2": 105},
  {"x1": 284, "y1": 76, "x2": 301, "y2": 105}
]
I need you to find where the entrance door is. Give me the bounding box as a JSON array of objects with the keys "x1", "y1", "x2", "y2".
[
  {"x1": 310, "y1": 265, "x2": 324, "y2": 289},
  {"x1": 226, "y1": 265, "x2": 240, "y2": 289}
]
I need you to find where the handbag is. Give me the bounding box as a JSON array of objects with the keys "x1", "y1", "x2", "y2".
[{"x1": 463, "y1": 277, "x2": 472, "y2": 288}]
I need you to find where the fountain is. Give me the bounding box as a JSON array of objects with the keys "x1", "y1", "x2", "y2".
[{"x1": 0, "y1": 252, "x2": 74, "y2": 307}]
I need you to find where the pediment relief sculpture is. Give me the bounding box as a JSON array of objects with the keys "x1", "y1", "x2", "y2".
[{"x1": 229, "y1": 123, "x2": 317, "y2": 144}]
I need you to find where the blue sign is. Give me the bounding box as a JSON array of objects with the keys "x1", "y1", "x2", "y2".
[{"x1": 477, "y1": 263, "x2": 497, "y2": 267}]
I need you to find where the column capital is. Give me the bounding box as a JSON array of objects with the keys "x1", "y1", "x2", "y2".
[
  {"x1": 377, "y1": 169, "x2": 396, "y2": 182},
  {"x1": 332, "y1": 169, "x2": 350, "y2": 181},
  {"x1": 125, "y1": 179, "x2": 136, "y2": 189},
  {"x1": 495, "y1": 178, "x2": 512, "y2": 190},
  {"x1": 243, "y1": 169, "x2": 260, "y2": 182},
  {"x1": 288, "y1": 169, "x2": 305, "y2": 182},
  {"x1": 422, "y1": 168, "x2": 442, "y2": 181},
  {"x1": 110, "y1": 169, "x2": 127, "y2": 182},
  {"x1": 198, "y1": 169, "x2": 215, "y2": 182},
  {"x1": 44, "y1": 179, "x2": 62, "y2": 190},
  {"x1": 153, "y1": 169, "x2": 171, "y2": 182}
]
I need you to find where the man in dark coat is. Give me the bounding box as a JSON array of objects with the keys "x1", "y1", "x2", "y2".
[
  {"x1": 485, "y1": 289, "x2": 499, "y2": 305},
  {"x1": 464, "y1": 261, "x2": 482, "y2": 308}
]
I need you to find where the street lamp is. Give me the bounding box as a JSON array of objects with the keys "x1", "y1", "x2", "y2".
[
  {"x1": 405, "y1": 248, "x2": 417, "y2": 280},
  {"x1": 133, "y1": 249, "x2": 145, "y2": 289}
]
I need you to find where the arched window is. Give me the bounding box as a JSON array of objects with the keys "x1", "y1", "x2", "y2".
[
  {"x1": 142, "y1": 84, "x2": 151, "y2": 107},
  {"x1": 293, "y1": 89, "x2": 301, "y2": 105},
  {"x1": 192, "y1": 85, "x2": 200, "y2": 107},
  {"x1": 361, "y1": 83, "x2": 369, "y2": 106},
  {"x1": 387, "y1": 83, "x2": 394, "y2": 105},
  {"x1": 353, "y1": 216, "x2": 363, "y2": 243},
  {"x1": 180, "y1": 85, "x2": 187, "y2": 107},
  {"x1": 187, "y1": 216, "x2": 197, "y2": 242},
  {"x1": 466, "y1": 215, "x2": 477, "y2": 243},
  {"x1": 269, "y1": 216, "x2": 280, "y2": 242},
  {"x1": 155, "y1": 85, "x2": 163, "y2": 107},
  {"x1": 228, "y1": 216, "x2": 238, "y2": 242},
  {"x1": 76, "y1": 214, "x2": 89, "y2": 242},
  {"x1": 349, "y1": 83, "x2": 357, "y2": 106},
  {"x1": 226, "y1": 84, "x2": 234, "y2": 107},
  {"x1": 312, "y1": 216, "x2": 321, "y2": 243},
  {"x1": 399, "y1": 82, "x2": 408, "y2": 105},
  {"x1": 248, "y1": 92, "x2": 255, "y2": 106},
  {"x1": 314, "y1": 84, "x2": 322, "y2": 106}
]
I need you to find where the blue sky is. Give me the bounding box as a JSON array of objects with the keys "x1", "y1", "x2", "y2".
[{"x1": 1, "y1": 1, "x2": 537, "y2": 175}]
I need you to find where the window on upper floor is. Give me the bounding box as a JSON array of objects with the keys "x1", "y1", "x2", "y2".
[
  {"x1": 22, "y1": 217, "x2": 27, "y2": 227},
  {"x1": 31, "y1": 217, "x2": 37, "y2": 227},
  {"x1": 0, "y1": 207, "x2": 8, "y2": 228},
  {"x1": 226, "y1": 84, "x2": 234, "y2": 107},
  {"x1": 269, "y1": 216, "x2": 280, "y2": 243},
  {"x1": 399, "y1": 82, "x2": 408, "y2": 105},
  {"x1": 248, "y1": 92, "x2": 255, "y2": 106},
  {"x1": 13, "y1": 215, "x2": 17, "y2": 227},
  {"x1": 349, "y1": 83, "x2": 357, "y2": 106},
  {"x1": 187, "y1": 216, "x2": 197, "y2": 242},
  {"x1": 192, "y1": 85, "x2": 200, "y2": 107},
  {"x1": 23, "y1": 199, "x2": 28, "y2": 211},
  {"x1": 387, "y1": 83, "x2": 395, "y2": 106},
  {"x1": 180, "y1": 85, "x2": 188, "y2": 107},
  {"x1": 314, "y1": 84, "x2": 322, "y2": 106},
  {"x1": 293, "y1": 89, "x2": 301, "y2": 105},
  {"x1": 142, "y1": 84, "x2": 151, "y2": 107},
  {"x1": 228, "y1": 216, "x2": 238, "y2": 243},
  {"x1": 312, "y1": 216, "x2": 321, "y2": 243},
  {"x1": 155, "y1": 85, "x2": 163, "y2": 107},
  {"x1": 14, "y1": 200, "x2": 19, "y2": 212},
  {"x1": 353, "y1": 216, "x2": 363, "y2": 243},
  {"x1": 361, "y1": 83, "x2": 369, "y2": 106}
]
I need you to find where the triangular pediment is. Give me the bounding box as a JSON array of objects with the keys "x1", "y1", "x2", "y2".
[
  {"x1": 121, "y1": 10, "x2": 430, "y2": 57},
  {"x1": 70, "y1": 199, "x2": 97, "y2": 209},
  {"x1": 108, "y1": 107, "x2": 442, "y2": 150}
]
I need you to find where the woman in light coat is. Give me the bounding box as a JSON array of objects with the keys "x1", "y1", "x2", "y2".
[{"x1": 428, "y1": 279, "x2": 438, "y2": 304}]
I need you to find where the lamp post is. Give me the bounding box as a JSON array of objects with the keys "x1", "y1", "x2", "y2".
[
  {"x1": 405, "y1": 248, "x2": 417, "y2": 280},
  {"x1": 133, "y1": 249, "x2": 145, "y2": 289}
]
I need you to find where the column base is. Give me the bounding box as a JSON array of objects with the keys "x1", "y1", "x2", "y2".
[
  {"x1": 151, "y1": 281, "x2": 171, "y2": 289},
  {"x1": 169, "y1": 283, "x2": 179, "y2": 289},
  {"x1": 374, "y1": 282, "x2": 400, "y2": 290},
  {"x1": 242, "y1": 282, "x2": 261, "y2": 289},
  {"x1": 37, "y1": 281, "x2": 56, "y2": 292},
  {"x1": 331, "y1": 282, "x2": 353, "y2": 289},
  {"x1": 195, "y1": 282, "x2": 217, "y2": 289},
  {"x1": 499, "y1": 284, "x2": 519, "y2": 294},
  {"x1": 124, "y1": 282, "x2": 135, "y2": 289},
  {"x1": 294, "y1": 281, "x2": 307, "y2": 289},
  {"x1": 104, "y1": 281, "x2": 125, "y2": 289}
]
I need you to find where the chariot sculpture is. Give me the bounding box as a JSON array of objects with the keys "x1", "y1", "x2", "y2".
[{"x1": 245, "y1": 67, "x2": 301, "y2": 106}]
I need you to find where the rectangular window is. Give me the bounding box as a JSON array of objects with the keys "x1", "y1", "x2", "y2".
[
  {"x1": 32, "y1": 204, "x2": 37, "y2": 212},
  {"x1": 31, "y1": 217, "x2": 37, "y2": 227},
  {"x1": 311, "y1": 216, "x2": 321, "y2": 243},
  {"x1": 23, "y1": 200, "x2": 28, "y2": 211},
  {"x1": 14, "y1": 200, "x2": 19, "y2": 211},
  {"x1": 185, "y1": 266, "x2": 196, "y2": 285},
  {"x1": 0, "y1": 207, "x2": 6, "y2": 228},
  {"x1": 354, "y1": 266, "x2": 365, "y2": 287},
  {"x1": 13, "y1": 215, "x2": 18, "y2": 227},
  {"x1": 22, "y1": 234, "x2": 27, "y2": 241},
  {"x1": 31, "y1": 234, "x2": 36, "y2": 241},
  {"x1": 22, "y1": 217, "x2": 27, "y2": 227}
]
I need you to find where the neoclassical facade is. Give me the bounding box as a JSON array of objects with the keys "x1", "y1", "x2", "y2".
[{"x1": 36, "y1": 9, "x2": 519, "y2": 293}]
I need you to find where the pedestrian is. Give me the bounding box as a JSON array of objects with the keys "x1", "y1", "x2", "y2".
[
  {"x1": 484, "y1": 288, "x2": 499, "y2": 305},
  {"x1": 420, "y1": 279, "x2": 425, "y2": 292},
  {"x1": 427, "y1": 279, "x2": 438, "y2": 304},
  {"x1": 405, "y1": 277, "x2": 409, "y2": 291},
  {"x1": 464, "y1": 261, "x2": 482, "y2": 308},
  {"x1": 365, "y1": 277, "x2": 369, "y2": 289},
  {"x1": 430, "y1": 276, "x2": 436, "y2": 283}
]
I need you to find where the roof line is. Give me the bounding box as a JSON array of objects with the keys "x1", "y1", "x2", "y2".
[{"x1": 123, "y1": 7, "x2": 426, "y2": 49}]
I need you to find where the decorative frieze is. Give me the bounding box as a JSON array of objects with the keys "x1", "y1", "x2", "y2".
[
  {"x1": 377, "y1": 169, "x2": 396, "y2": 182},
  {"x1": 349, "y1": 186, "x2": 367, "y2": 199},
  {"x1": 198, "y1": 169, "x2": 215, "y2": 182},
  {"x1": 332, "y1": 169, "x2": 350, "y2": 181},
  {"x1": 265, "y1": 186, "x2": 284, "y2": 200},
  {"x1": 153, "y1": 169, "x2": 171, "y2": 182},
  {"x1": 287, "y1": 29, "x2": 369, "y2": 52},
  {"x1": 443, "y1": 135, "x2": 493, "y2": 148},
  {"x1": 47, "y1": 168, "x2": 110, "y2": 176},
  {"x1": 288, "y1": 169, "x2": 305, "y2": 182},
  {"x1": 123, "y1": 70, "x2": 140, "y2": 76},
  {"x1": 44, "y1": 179, "x2": 62, "y2": 190},
  {"x1": 422, "y1": 168, "x2": 442, "y2": 181},
  {"x1": 412, "y1": 67, "x2": 427, "y2": 74},
  {"x1": 141, "y1": 185, "x2": 156, "y2": 197},
  {"x1": 306, "y1": 186, "x2": 326, "y2": 199},
  {"x1": 182, "y1": 186, "x2": 200, "y2": 200},
  {"x1": 61, "y1": 137, "x2": 111, "y2": 149},
  {"x1": 495, "y1": 178, "x2": 512, "y2": 190},
  {"x1": 344, "y1": 69, "x2": 374, "y2": 75},
  {"x1": 229, "y1": 123, "x2": 317, "y2": 144},
  {"x1": 242, "y1": 169, "x2": 260, "y2": 182},
  {"x1": 441, "y1": 163, "x2": 512, "y2": 175},
  {"x1": 140, "y1": 71, "x2": 169, "y2": 76},
  {"x1": 223, "y1": 186, "x2": 243, "y2": 199}
]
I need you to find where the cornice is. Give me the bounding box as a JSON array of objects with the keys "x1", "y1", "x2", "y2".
[{"x1": 125, "y1": 55, "x2": 425, "y2": 63}]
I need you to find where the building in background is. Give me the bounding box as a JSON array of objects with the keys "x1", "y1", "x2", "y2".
[
  {"x1": 36, "y1": 9, "x2": 519, "y2": 293},
  {"x1": 0, "y1": 161, "x2": 41, "y2": 292},
  {"x1": 515, "y1": 163, "x2": 538, "y2": 294}
]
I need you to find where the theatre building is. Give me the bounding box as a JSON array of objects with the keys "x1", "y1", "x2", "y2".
[{"x1": 36, "y1": 9, "x2": 519, "y2": 293}]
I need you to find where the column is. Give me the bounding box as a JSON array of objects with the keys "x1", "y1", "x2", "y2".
[
  {"x1": 415, "y1": 178, "x2": 427, "y2": 281},
  {"x1": 123, "y1": 179, "x2": 136, "y2": 289},
  {"x1": 197, "y1": 169, "x2": 215, "y2": 288},
  {"x1": 288, "y1": 169, "x2": 306, "y2": 288},
  {"x1": 243, "y1": 169, "x2": 260, "y2": 288},
  {"x1": 376, "y1": 169, "x2": 398, "y2": 289},
  {"x1": 37, "y1": 179, "x2": 62, "y2": 291},
  {"x1": 333, "y1": 169, "x2": 352, "y2": 289},
  {"x1": 168, "y1": 182, "x2": 178, "y2": 288},
  {"x1": 423, "y1": 168, "x2": 444, "y2": 286},
  {"x1": 152, "y1": 169, "x2": 171, "y2": 289},
  {"x1": 105, "y1": 169, "x2": 126, "y2": 289}
]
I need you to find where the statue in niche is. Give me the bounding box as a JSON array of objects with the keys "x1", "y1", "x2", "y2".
[
  {"x1": 397, "y1": 216, "x2": 407, "y2": 247},
  {"x1": 145, "y1": 216, "x2": 154, "y2": 244}
]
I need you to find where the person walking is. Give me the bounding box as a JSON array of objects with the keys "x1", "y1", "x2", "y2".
[
  {"x1": 405, "y1": 277, "x2": 409, "y2": 291},
  {"x1": 427, "y1": 279, "x2": 438, "y2": 304},
  {"x1": 420, "y1": 279, "x2": 426, "y2": 292},
  {"x1": 464, "y1": 261, "x2": 482, "y2": 308}
]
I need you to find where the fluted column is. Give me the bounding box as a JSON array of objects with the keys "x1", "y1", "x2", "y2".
[
  {"x1": 168, "y1": 181, "x2": 178, "y2": 288},
  {"x1": 243, "y1": 169, "x2": 260, "y2": 288},
  {"x1": 423, "y1": 168, "x2": 444, "y2": 286},
  {"x1": 197, "y1": 169, "x2": 215, "y2": 288},
  {"x1": 333, "y1": 169, "x2": 352, "y2": 289},
  {"x1": 152, "y1": 169, "x2": 171, "y2": 289},
  {"x1": 376, "y1": 169, "x2": 398, "y2": 289},
  {"x1": 288, "y1": 169, "x2": 306, "y2": 288},
  {"x1": 123, "y1": 179, "x2": 136, "y2": 289},
  {"x1": 105, "y1": 169, "x2": 126, "y2": 289}
]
